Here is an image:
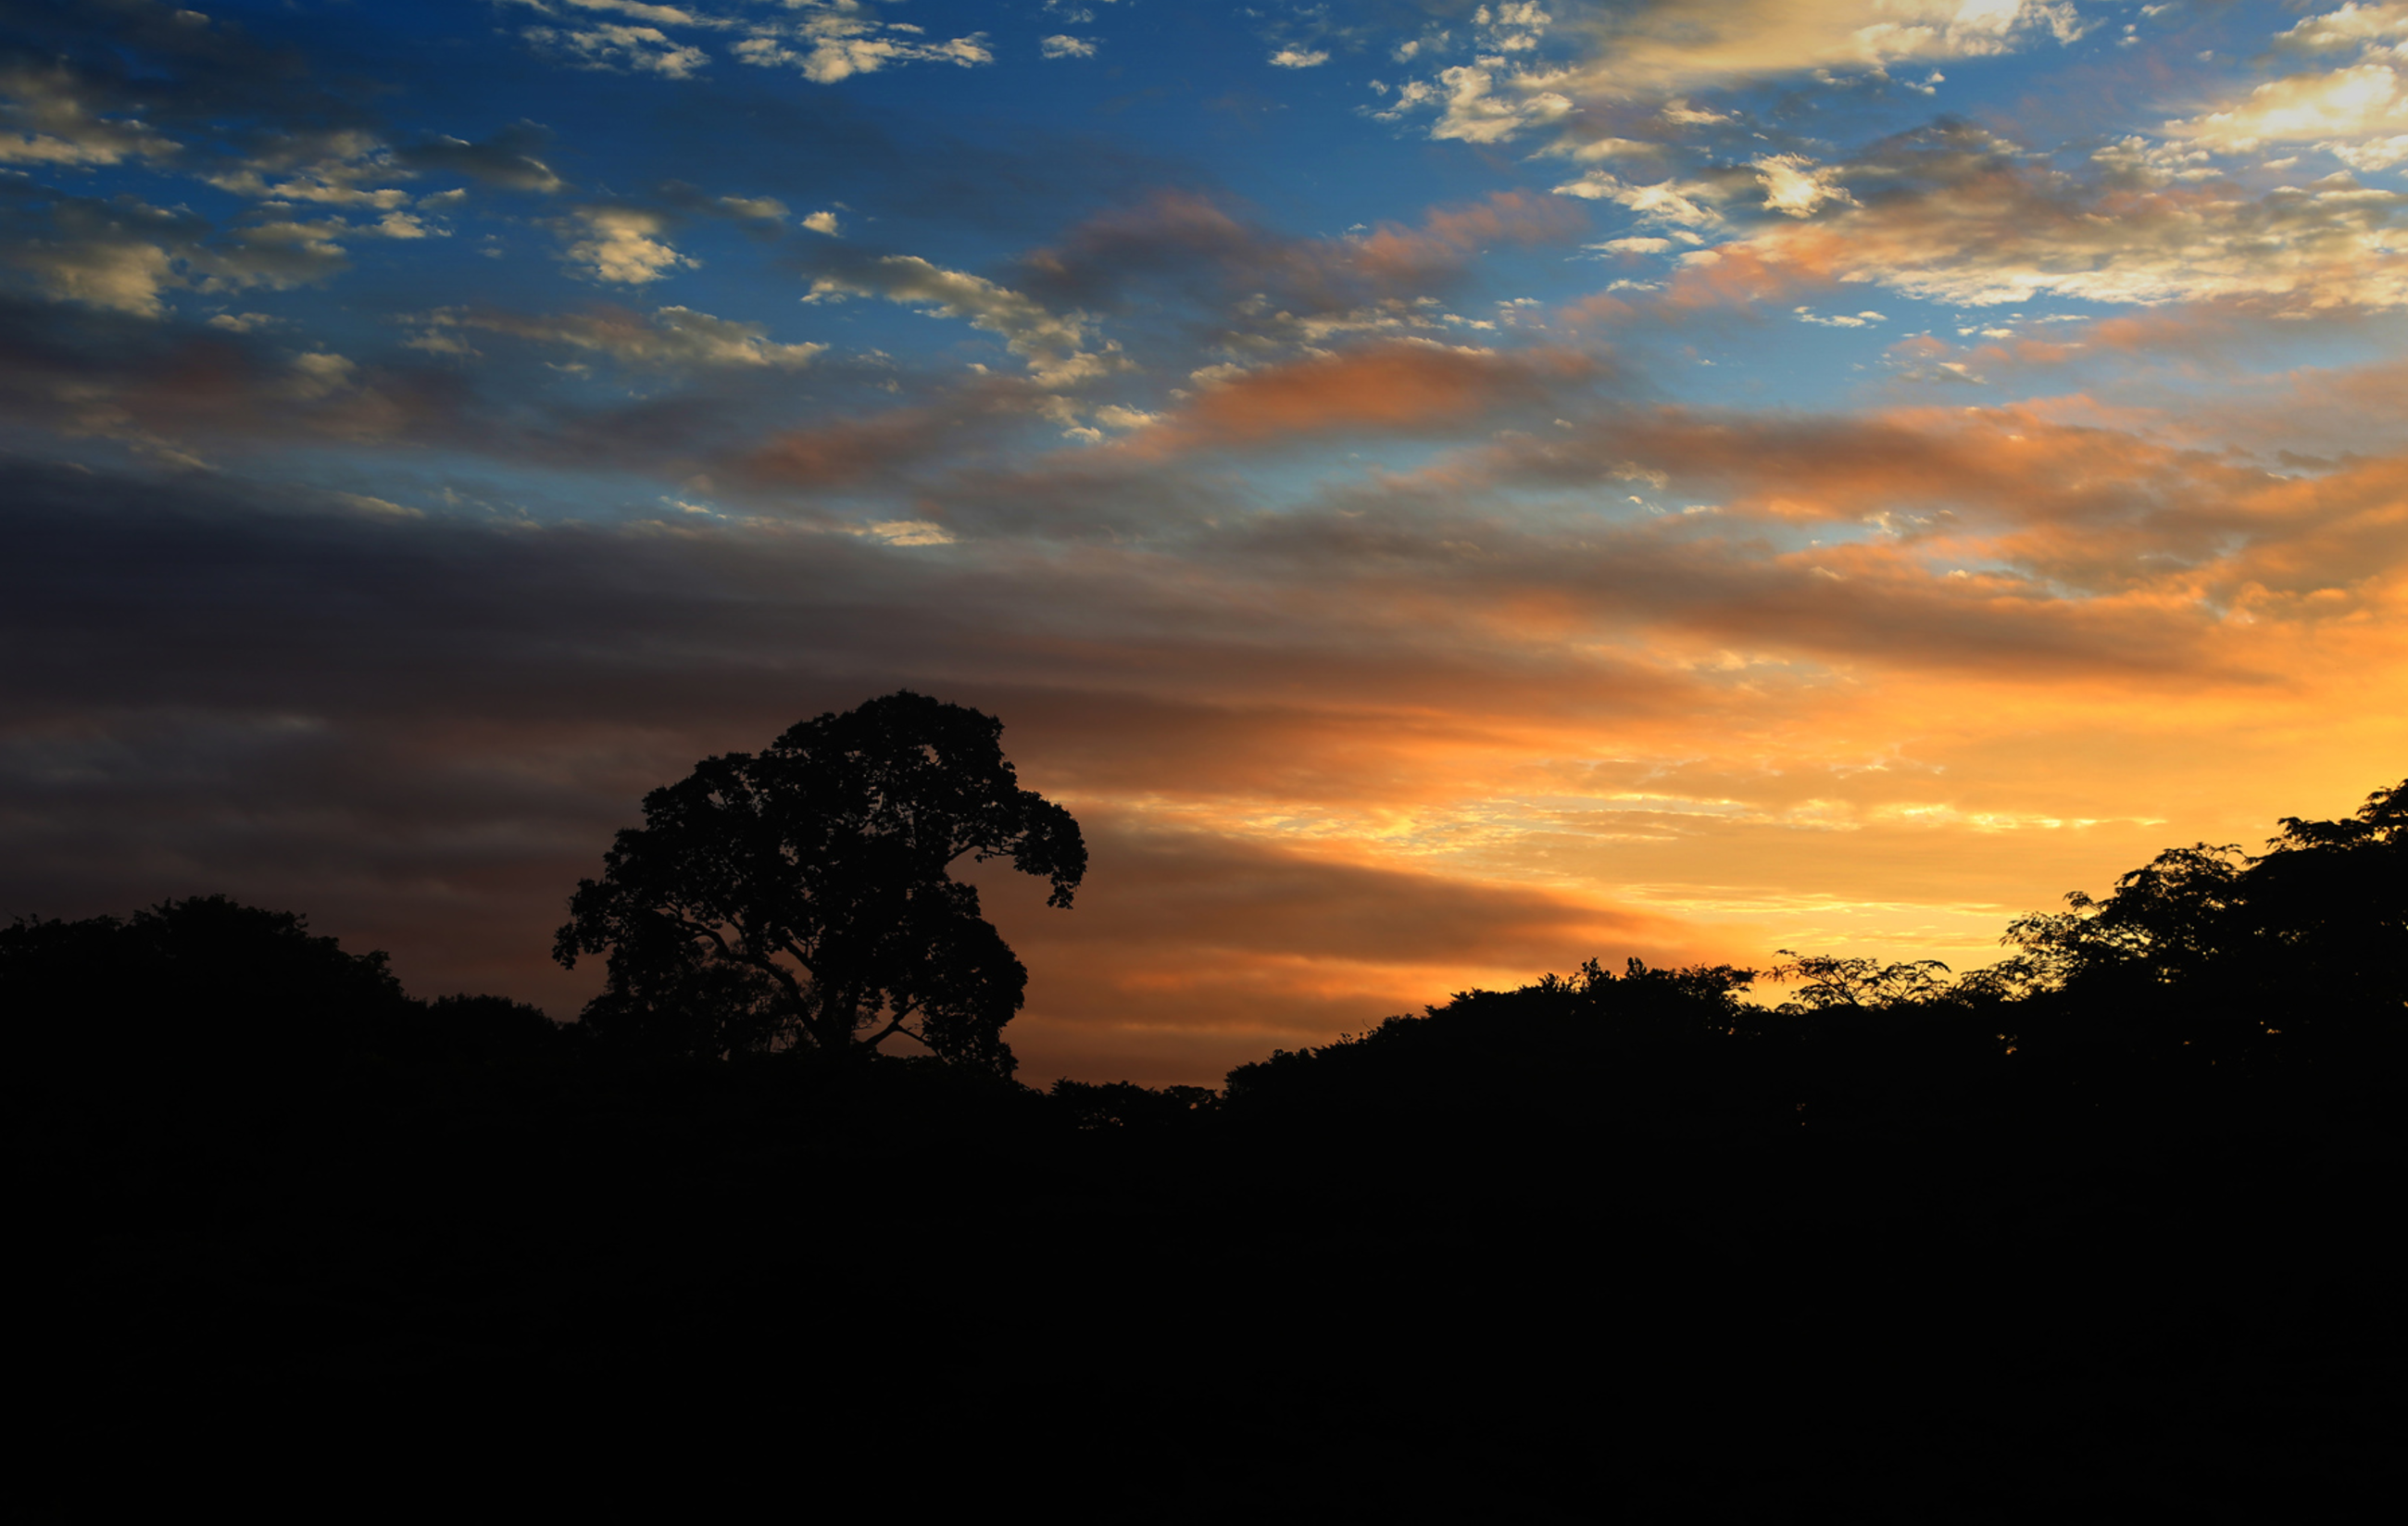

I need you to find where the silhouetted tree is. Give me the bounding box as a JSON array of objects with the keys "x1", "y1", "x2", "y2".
[
  {"x1": 553, "y1": 692, "x2": 1086, "y2": 1075},
  {"x1": 1988, "y1": 778, "x2": 2408, "y2": 1054},
  {"x1": 2000, "y1": 843, "x2": 2251, "y2": 997},
  {"x1": 2226, "y1": 778, "x2": 2408, "y2": 1031}
]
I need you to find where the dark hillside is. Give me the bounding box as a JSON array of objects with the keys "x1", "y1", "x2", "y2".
[{"x1": 13, "y1": 782, "x2": 2405, "y2": 1517}]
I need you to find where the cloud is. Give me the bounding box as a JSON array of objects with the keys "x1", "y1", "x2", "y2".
[
  {"x1": 716, "y1": 194, "x2": 790, "y2": 223},
  {"x1": 395, "y1": 123, "x2": 566, "y2": 195},
  {"x1": 1375, "y1": 63, "x2": 1572, "y2": 146},
  {"x1": 1554, "y1": 170, "x2": 1728, "y2": 229},
  {"x1": 801, "y1": 209, "x2": 841, "y2": 236},
  {"x1": 0, "y1": 62, "x2": 181, "y2": 168},
  {"x1": 561, "y1": 206, "x2": 696, "y2": 284},
  {"x1": 0, "y1": 188, "x2": 370, "y2": 317},
  {"x1": 809, "y1": 255, "x2": 1106, "y2": 385},
  {"x1": 1016, "y1": 190, "x2": 1587, "y2": 337},
  {"x1": 1552, "y1": 0, "x2": 2087, "y2": 94},
  {"x1": 521, "y1": 22, "x2": 711, "y2": 78},
  {"x1": 742, "y1": 404, "x2": 958, "y2": 490},
  {"x1": 2, "y1": 202, "x2": 187, "y2": 316},
  {"x1": 2274, "y1": 2, "x2": 2408, "y2": 56},
  {"x1": 1375, "y1": 1, "x2": 2087, "y2": 153},
  {"x1": 1042, "y1": 36, "x2": 1099, "y2": 60},
  {"x1": 202, "y1": 131, "x2": 416, "y2": 210},
  {"x1": 1752, "y1": 154, "x2": 1855, "y2": 219},
  {"x1": 735, "y1": 4, "x2": 994, "y2": 84},
  {"x1": 1127, "y1": 341, "x2": 1599, "y2": 455},
  {"x1": 2166, "y1": 62, "x2": 2408, "y2": 155},
  {"x1": 522, "y1": 0, "x2": 726, "y2": 25},
  {"x1": 854, "y1": 519, "x2": 956, "y2": 545},
  {"x1": 1269, "y1": 47, "x2": 1330, "y2": 69},
  {"x1": 1648, "y1": 123, "x2": 2408, "y2": 313},
  {"x1": 413, "y1": 304, "x2": 826, "y2": 369}
]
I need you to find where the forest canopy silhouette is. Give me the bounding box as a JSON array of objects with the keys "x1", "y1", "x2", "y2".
[{"x1": 12, "y1": 705, "x2": 2401, "y2": 1513}]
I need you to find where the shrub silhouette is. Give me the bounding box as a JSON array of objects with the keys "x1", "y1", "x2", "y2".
[
  {"x1": 2, "y1": 895, "x2": 561, "y2": 1077},
  {"x1": 3, "y1": 895, "x2": 409, "y2": 1073}
]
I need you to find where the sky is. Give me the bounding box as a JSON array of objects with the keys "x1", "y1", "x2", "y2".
[{"x1": 7, "y1": 0, "x2": 2408, "y2": 1082}]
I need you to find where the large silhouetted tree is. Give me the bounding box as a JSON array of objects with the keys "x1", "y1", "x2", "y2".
[{"x1": 553, "y1": 692, "x2": 1085, "y2": 1074}]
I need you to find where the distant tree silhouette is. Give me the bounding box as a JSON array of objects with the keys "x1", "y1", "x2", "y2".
[
  {"x1": 554, "y1": 692, "x2": 1086, "y2": 1075},
  {"x1": 1050, "y1": 1078, "x2": 1222, "y2": 1131},
  {"x1": 1768, "y1": 949, "x2": 1956, "y2": 1013},
  {"x1": 1222, "y1": 957, "x2": 1768, "y2": 1128}
]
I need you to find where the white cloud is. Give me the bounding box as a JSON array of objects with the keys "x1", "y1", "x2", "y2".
[
  {"x1": 1043, "y1": 35, "x2": 1099, "y2": 60},
  {"x1": 2166, "y1": 62, "x2": 2408, "y2": 153},
  {"x1": 736, "y1": 3, "x2": 994, "y2": 84},
  {"x1": 2275, "y1": 3, "x2": 2408, "y2": 55},
  {"x1": 1378, "y1": 62, "x2": 1574, "y2": 144},
  {"x1": 1270, "y1": 47, "x2": 1330, "y2": 69},
  {"x1": 1371, "y1": 4, "x2": 1573, "y2": 143},
  {"x1": 1753, "y1": 154, "x2": 1856, "y2": 218},
  {"x1": 1554, "y1": 170, "x2": 1727, "y2": 229},
  {"x1": 522, "y1": 23, "x2": 710, "y2": 77},
  {"x1": 562, "y1": 206, "x2": 696, "y2": 283},
  {"x1": 801, "y1": 209, "x2": 841, "y2": 236},
  {"x1": 2331, "y1": 133, "x2": 2408, "y2": 169},
  {"x1": 2091, "y1": 135, "x2": 2220, "y2": 184}
]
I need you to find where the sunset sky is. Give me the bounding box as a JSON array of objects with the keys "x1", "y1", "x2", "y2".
[{"x1": 7, "y1": 0, "x2": 2408, "y2": 1082}]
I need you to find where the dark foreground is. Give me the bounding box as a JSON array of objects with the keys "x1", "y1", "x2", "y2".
[{"x1": 20, "y1": 1017, "x2": 2399, "y2": 1519}]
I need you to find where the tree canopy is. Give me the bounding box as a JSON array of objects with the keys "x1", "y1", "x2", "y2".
[
  {"x1": 553, "y1": 691, "x2": 1085, "y2": 1074},
  {"x1": 1994, "y1": 777, "x2": 2408, "y2": 1039}
]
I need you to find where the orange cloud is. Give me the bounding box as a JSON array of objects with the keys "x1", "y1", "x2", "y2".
[
  {"x1": 742, "y1": 405, "x2": 949, "y2": 489},
  {"x1": 1129, "y1": 342, "x2": 1599, "y2": 456},
  {"x1": 1347, "y1": 191, "x2": 1590, "y2": 286}
]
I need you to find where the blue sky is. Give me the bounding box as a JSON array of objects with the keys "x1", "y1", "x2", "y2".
[{"x1": 9, "y1": 0, "x2": 2408, "y2": 1081}]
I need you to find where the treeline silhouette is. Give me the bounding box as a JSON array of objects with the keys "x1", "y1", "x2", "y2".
[{"x1": 14, "y1": 784, "x2": 2402, "y2": 1516}]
